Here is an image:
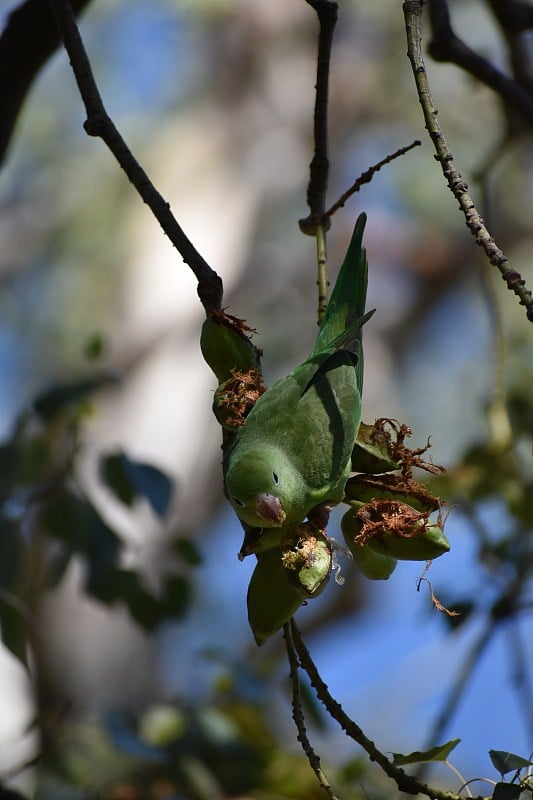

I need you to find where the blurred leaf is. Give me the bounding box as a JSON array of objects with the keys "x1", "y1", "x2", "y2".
[
  {"x1": 490, "y1": 750, "x2": 533, "y2": 776},
  {"x1": 104, "y1": 709, "x2": 167, "y2": 762},
  {"x1": 0, "y1": 599, "x2": 28, "y2": 667},
  {"x1": 83, "y1": 331, "x2": 106, "y2": 360},
  {"x1": 439, "y1": 600, "x2": 474, "y2": 630},
  {"x1": 0, "y1": 785, "x2": 31, "y2": 799},
  {"x1": 0, "y1": 516, "x2": 29, "y2": 666},
  {"x1": 100, "y1": 453, "x2": 136, "y2": 507},
  {"x1": 42, "y1": 490, "x2": 121, "y2": 601},
  {"x1": 492, "y1": 783, "x2": 525, "y2": 800},
  {"x1": 392, "y1": 738, "x2": 460, "y2": 765},
  {"x1": 100, "y1": 452, "x2": 173, "y2": 516},
  {"x1": 173, "y1": 537, "x2": 203, "y2": 566},
  {"x1": 33, "y1": 373, "x2": 118, "y2": 420}
]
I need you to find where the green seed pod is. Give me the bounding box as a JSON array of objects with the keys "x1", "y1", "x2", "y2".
[
  {"x1": 344, "y1": 473, "x2": 441, "y2": 514},
  {"x1": 247, "y1": 548, "x2": 305, "y2": 646},
  {"x1": 350, "y1": 421, "x2": 402, "y2": 473},
  {"x1": 281, "y1": 526, "x2": 331, "y2": 597},
  {"x1": 201, "y1": 313, "x2": 261, "y2": 384},
  {"x1": 341, "y1": 508, "x2": 397, "y2": 579}
]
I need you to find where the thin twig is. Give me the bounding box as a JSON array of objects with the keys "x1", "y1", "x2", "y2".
[
  {"x1": 403, "y1": 0, "x2": 533, "y2": 323},
  {"x1": 46, "y1": 0, "x2": 223, "y2": 315},
  {"x1": 325, "y1": 140, "x2": 421, "y2": 218},
  {"x1": 283, "y1": 623, "x2": 342, "y2": 800},
  {"x1": 290, "y1": 620, "x2": 480, "y2": 800}
]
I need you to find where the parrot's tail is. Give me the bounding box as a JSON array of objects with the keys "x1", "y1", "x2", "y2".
[{"x1": 311, "y1": 212, "x2": 370, "y2": 391}]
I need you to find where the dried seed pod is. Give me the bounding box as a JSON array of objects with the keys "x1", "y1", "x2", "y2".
[
  {"x1": 354, "y1": 499, "x2": 450, "y2": 561},
  {"x1": 341, "y1": 508, "x2": 397, "y2": 579},
  {"x1": 213, "y1": 370, "x2": 266, "y2": 429}
]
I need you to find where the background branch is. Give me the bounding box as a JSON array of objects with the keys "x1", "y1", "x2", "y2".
[
  {"x1": 47, "y1": 0, "x2": 223, "y2": 315},
  {"x1": 427, "y1": 0, "x2": 533, "y2": 128},
  {"x1": 404, "y1": 0, "x2": 533, "y2": 324}
]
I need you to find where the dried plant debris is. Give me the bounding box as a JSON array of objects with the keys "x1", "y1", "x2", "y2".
[{"x1": 213, "y1": 369, "x2": 267, "y2": 428}]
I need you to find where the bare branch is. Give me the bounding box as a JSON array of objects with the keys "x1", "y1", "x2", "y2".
[
  {"x1": 427, "y1": 0, "x2": 533, "y2": 128},
  {"x1": 283, "y1": 623, "x2": 342, "y2": 800},
  {"x1": 404, "y1": 0, "x2": 533, "y2": 324},
  {"x1": 46, "y1": 0, "x2": 223, "y2": 315},
  {"x1": 290, "y1": 620, "x2": 480, "y2": 800}
]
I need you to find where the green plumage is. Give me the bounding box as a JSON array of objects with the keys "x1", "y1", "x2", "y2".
[{"x1": 224, "y1": 213, "x2": 371, "y2": 529}]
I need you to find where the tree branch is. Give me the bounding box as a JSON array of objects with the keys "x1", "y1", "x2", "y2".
[
  {"x1": 0, "y1": 0, "x2": 93, "y2": 167},
  {"x1": 290, "y1": 620, "x2": 480, "y2": 800},
  {"x1": 303, "y1": 0, "x2": 338, "y2": 222},
  {"x1": 46, "y1": 0, "x2": 223, "y2": 315},
  {"x1": 404, "y1": 0, "x2": 533, "y2": 324},
  {"x1": 427, "y1": 0, "x2": 533, "y2": 127}
]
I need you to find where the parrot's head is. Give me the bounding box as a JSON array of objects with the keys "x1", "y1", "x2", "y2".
[{"x1": 225, "y1": 446, "x2": 304, "y2": 528}]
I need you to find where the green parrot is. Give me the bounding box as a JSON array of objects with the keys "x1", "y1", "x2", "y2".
[{"x1": 224, "y1": 212, "x2": 372, "y2": 530}]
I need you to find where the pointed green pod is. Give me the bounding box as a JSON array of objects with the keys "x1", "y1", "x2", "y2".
[
  {"x1": 201, "y1": 312, "x2": 261, "y2": 384},
  {"x1": 351, "y1": 421, "x2": 402, "y2": 473},
  {"x1": 247, "y1": 549, "x2": 304, "y2": 646},
  {"x1": 341, "y1": 508, "x2": 397, "y2": 579}
]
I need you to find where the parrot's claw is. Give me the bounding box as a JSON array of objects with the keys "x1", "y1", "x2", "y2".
[{"x1": 307, "y1": 502, "x2": 332, "y2": 530}]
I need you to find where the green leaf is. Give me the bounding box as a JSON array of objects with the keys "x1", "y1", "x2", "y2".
[
  {"x1": 173, "y1": 537, "x2": 203, "y2": 566},
  {"x1": 392, "y1": 738, "x2": 461, "y2": 766},
  {"x1": 100, "y1": 452, "x2": 173, "y2": 516},
  {"x1": 0, "y1": 517, "x2": 29, "y2": 666},
  {"x1": 492, "y1": 783, "x2": 525, "y2": 800},
  {"x1": 33, "y1": 373, "x2": 117, "y2": 420},
  {"x1": 42, "y1": 491, "x2": 122, "y2": 601},
  {"x1": 0, "y1": 600, "x2": 28, "y2": 668},
  {"x1": 490, "y1": 750, "x2": 533, "y2": 776}
]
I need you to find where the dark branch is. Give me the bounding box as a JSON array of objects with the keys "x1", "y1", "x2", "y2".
[
  {"x1": 427, "y1": 0, "x2": 533, "y2": 129},
  {"x1": 0, "y1": 0, "x2": 92, "y2": 167},
  {"x1": 302, "y1": 0, "x2": 338, "y2": 226},
  {"x1": 46, "y1": 0, "x2": 223, "y2": 315},
  {"x1": 404, "y1": 0, "x2": 533, "y2": 323}
]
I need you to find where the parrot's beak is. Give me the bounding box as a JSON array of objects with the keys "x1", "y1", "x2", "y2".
[{"x1": 256, "y1": 493, "x2": 285, "y2": 526}]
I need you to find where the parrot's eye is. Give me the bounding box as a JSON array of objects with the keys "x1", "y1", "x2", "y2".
[
  {"x1": 272, "y1": 472, "x2": 280, "y2": 486},
  {"x1": 233, "y1": 497, "x2": 245, "y2": 508}
]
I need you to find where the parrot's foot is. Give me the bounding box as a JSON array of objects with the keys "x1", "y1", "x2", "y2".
[{"x1": 307, "y1": 502, "x2": 332, "y2": 530}]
